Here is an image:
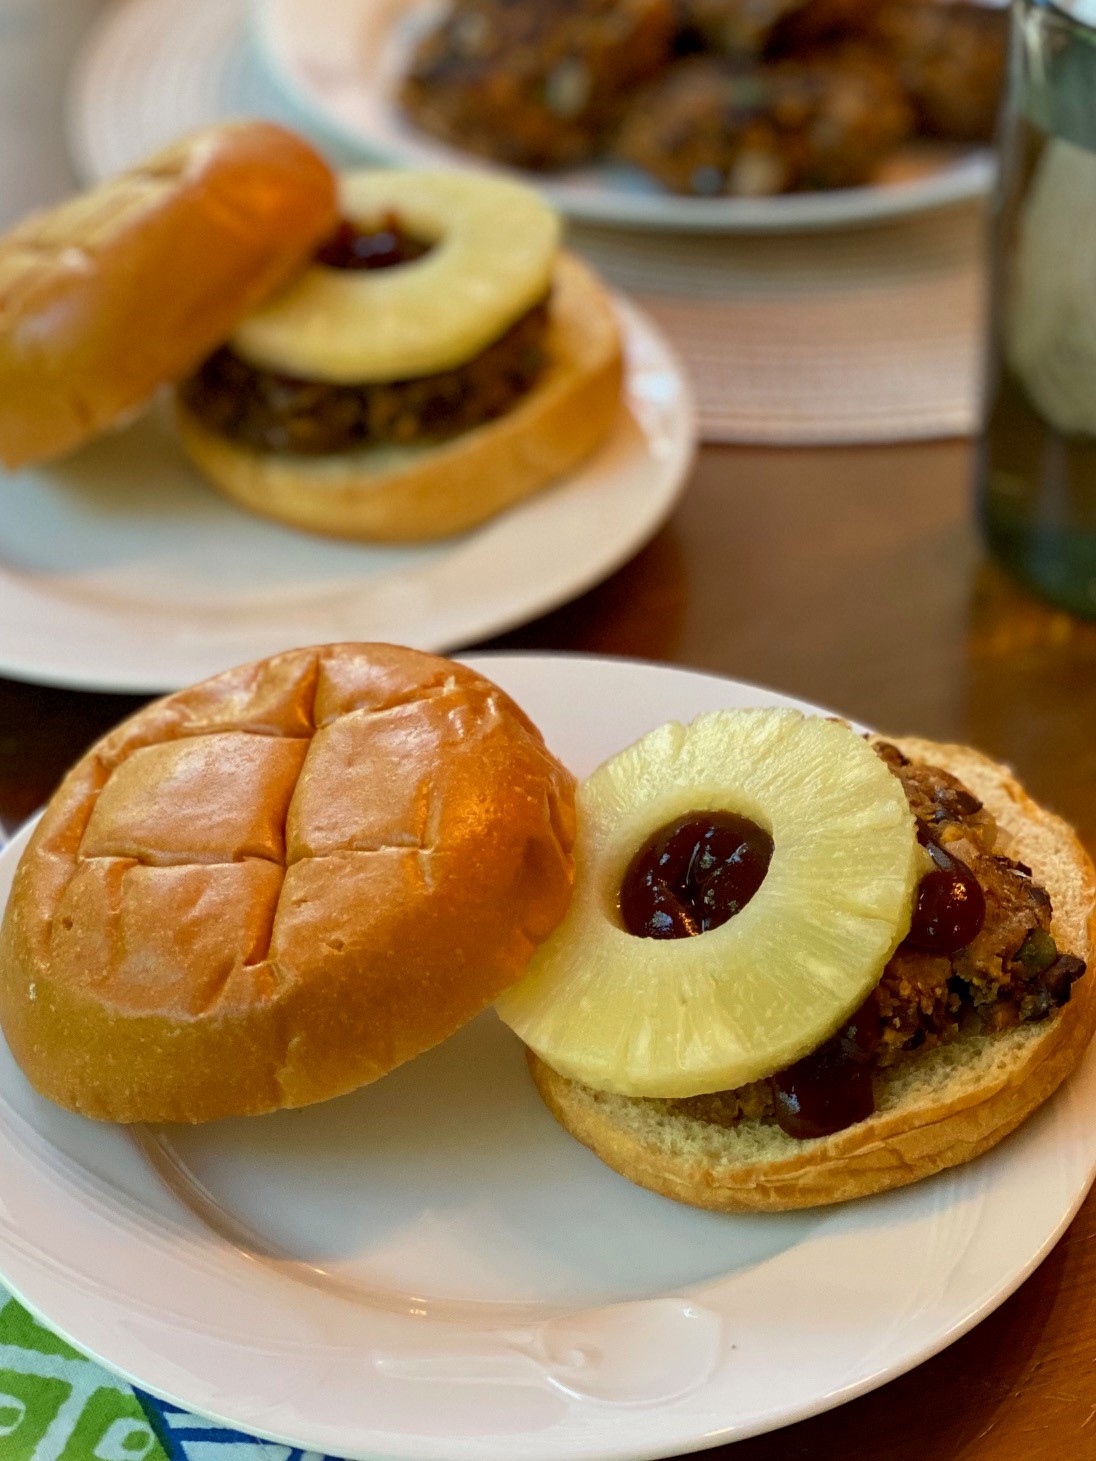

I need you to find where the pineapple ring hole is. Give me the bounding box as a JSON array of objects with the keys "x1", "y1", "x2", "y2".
[
  {"x1": 594, "y1": 789, "x2": 775, "y2": 931},
  {"x1": 314, "y1": 213, "x2": 438, "y2": 271},
  {"x1": 618, "y1": 809, "x2": 774, "y2": 940}
]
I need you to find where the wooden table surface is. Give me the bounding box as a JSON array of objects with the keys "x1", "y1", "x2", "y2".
[{"x1": 4, "y1": 437, "x2": 1096, "y2": 1458}]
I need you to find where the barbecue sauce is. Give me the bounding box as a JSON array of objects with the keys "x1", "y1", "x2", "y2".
[
  {"x1": 315, "y1": 215, "x2": 432, "y2": 270},
  {"x1": 619, "y1": 812, "x2": 773, "y2": 940},
  {"x1": 904, "y1": 828, "x2": 986, "y2": 955}
]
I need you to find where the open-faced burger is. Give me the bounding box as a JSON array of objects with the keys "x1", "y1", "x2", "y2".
[{"x1": 497, "y1": 710, "x2": 1096, "y2": 1210}]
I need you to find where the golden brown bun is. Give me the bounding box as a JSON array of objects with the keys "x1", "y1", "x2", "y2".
[
  {"x1": 174, "y1": 252, "x2": 624, "y2": 542},
  {"x1": 0, "y1": 123, "x2": 338, "y2": 469},
  {"x1": 527, "y1": 737, "x2": 1096, "y2": 1211},
  {"x1": 0, "y1": 644, "x2": 576, "y2": 1124}
]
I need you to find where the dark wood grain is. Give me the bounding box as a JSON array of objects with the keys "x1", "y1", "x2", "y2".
[{"x1": 3, "y1": 437, "x2": 1096, "y2": 1458}]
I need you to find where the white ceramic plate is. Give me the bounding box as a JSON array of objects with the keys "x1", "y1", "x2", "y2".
[
  {"x1": 0, "y1": 653, "x2": 1093, "y2": 1460},
  {"x1": 0, "y1": 297, "x2": 692, "y2": 694},
  {"x1": 253, "y1": 0, "x2": 996, "y2": 234}
]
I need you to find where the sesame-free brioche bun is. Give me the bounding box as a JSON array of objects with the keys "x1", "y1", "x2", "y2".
[
  {"x1": 174, "y1": 252, "x2": 624, "y2": 542},
  {"x1": 0, "y1": 644, "x2": 576, "y2": 1124},
  {"x1": 0, "y1": 122, "x2": 338, "y2": 469},
  {"x1": 527, "y1": 738, "x2": 1096, "y2": 1211}
]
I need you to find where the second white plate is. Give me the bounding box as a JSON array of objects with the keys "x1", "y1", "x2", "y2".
[
  {"x1": 0, "y1": 296, "x2": 692, "y2": 694},
  {"x1": 65, "y1": 0, "x2": 995, "y2": 231},
  {"x1": 255, "y1": 0, "x2": 995, "y2": 233}
]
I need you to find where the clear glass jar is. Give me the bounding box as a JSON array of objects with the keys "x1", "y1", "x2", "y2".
[{"x1": 978, "y1": 0, "x2": 1096, "y2": 616}]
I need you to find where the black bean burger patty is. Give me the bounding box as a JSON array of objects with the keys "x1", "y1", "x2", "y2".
[
  {"x1": 179, "y1": 300, "x2": 550, "y2": 456},
  {"x1": 612, "y1": 51, "x2": 912, "y2": 196},
  {"x1": 868, "y1": 0, "x2": 1007, "y2": 143},
  {"x1": 400, "y1": 0, "x2": 675, "y2": 170}
]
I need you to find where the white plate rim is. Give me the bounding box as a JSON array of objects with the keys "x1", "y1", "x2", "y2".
[
  {"x1": 0, "y1": 651, "x2": 1092, "y2": 1460},
  {"x1": 0, "y1": 297, "x2": 694, "y2": 695},
  {"x1": 252, "y1": 0, "x2": 996, "y2": 235}
]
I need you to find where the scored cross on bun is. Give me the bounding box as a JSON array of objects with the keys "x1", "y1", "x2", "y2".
[{"x1": 0, "y1": 645, "x2": 576, "y2": 1124}]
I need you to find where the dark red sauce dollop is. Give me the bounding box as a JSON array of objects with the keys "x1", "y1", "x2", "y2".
[
  {"x1": 619, "y1": 811, "x2": 774, "y2": 940},
  {"x1": 903, "y1": 828, "x2": 986, "y2": 955},
  {"x1": 772, "y1": 992, "x2": 881, "y2": 1139},
  {"x1": 315, "y1": 215, "x2": 432, "y2": 271}
]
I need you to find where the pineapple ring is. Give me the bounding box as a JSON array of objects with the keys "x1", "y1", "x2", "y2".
[
  {"x1": 230, "y1": 170, "x2": 560, "y2": 384},
  {"x1": 496, "y1": 710, "x2": 922, "y2": 1099}
]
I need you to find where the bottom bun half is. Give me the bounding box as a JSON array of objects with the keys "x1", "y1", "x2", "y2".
[
  {"x1": 527, "y1": 738, "x2": 1096, "y2": 1212},
  {"x1": 175, "y1": 252, "x2": 623, "y2": 543}
]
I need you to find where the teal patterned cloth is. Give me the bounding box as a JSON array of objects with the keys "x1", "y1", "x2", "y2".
[{"x1": 0, "y1": 1289, "x2": 340, "y2": 1461}]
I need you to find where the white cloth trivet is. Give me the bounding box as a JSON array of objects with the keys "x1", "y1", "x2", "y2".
[{"x1": 572, "y1": 205, "x2": 986, "y2": 443}]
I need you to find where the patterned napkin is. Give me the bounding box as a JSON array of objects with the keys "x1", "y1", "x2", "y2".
[{"x1": 0, "y1": 1288, "x2": 339, "y2": 1460}]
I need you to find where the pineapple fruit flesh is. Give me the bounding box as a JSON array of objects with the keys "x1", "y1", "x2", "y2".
[
  {"x1": 495, "y1": 710, "x2": 921, "y2": 1098},
  {"x1": 231, "y1": 171, "x2": 560, "y2": 383}
]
